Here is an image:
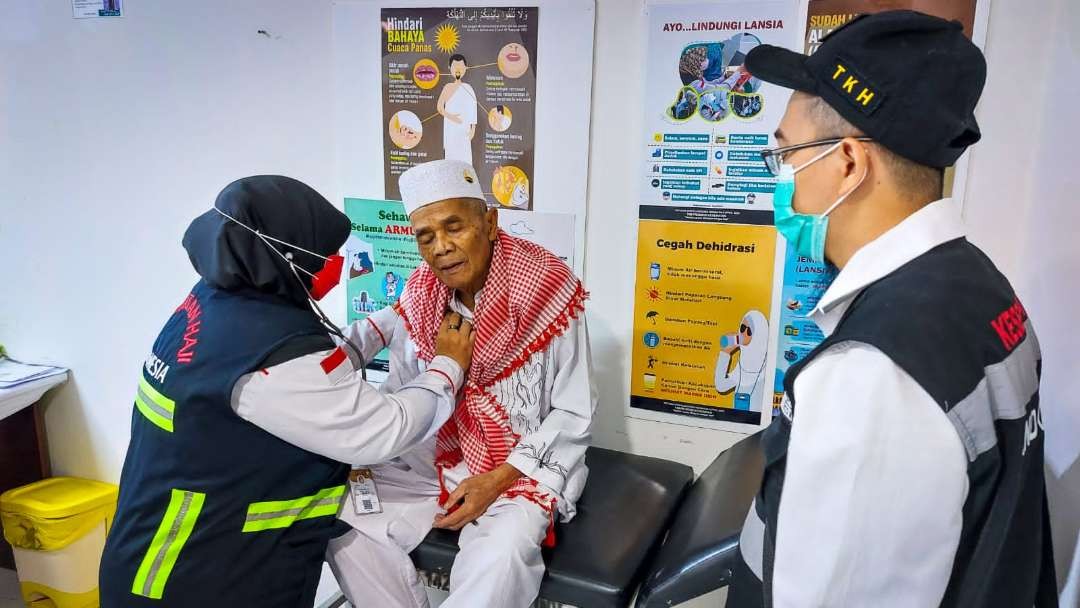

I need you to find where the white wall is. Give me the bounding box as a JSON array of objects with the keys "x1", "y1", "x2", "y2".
[
  {"x1": 0, "y1": 2, "x2": 342, "y2": 603},
  {"x1": 0, "y1": 0, "x2": 337, "y2": 481},
  {"x1": 963, "y1": 0, "x2": 1080, "y2": 601},
  {"x1": 1, "y1": 0, "x2": 1078, "y2": 605}
]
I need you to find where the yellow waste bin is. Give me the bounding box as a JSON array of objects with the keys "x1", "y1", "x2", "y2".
[{"x1": 1, "y1": 477, "x2": 119, "y2": 608}]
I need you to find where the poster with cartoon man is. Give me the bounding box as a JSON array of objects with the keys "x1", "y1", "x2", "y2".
[{"x1": 381, "y1": 7, "x2": 538, "y2": 210}]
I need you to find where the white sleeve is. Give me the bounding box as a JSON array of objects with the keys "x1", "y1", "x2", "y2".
[
  {"x1": 773, "y1": 342, "x2": 969, "y2": 608},
  {"x1": 506, "y1": 316, "x2": 596, "y2": 495},
  {"x1": 714, "y1": 350, "x2": 737, "y2": 393},
  {"x1": 378, "y1": 314, "x2": 424, "y2": 394},
  {"x1": 231, "y1": 349, "x2": 461, "y2": 466},
  {"x1": 338, "y1": 305, "x2": 399, "y2": 368}
]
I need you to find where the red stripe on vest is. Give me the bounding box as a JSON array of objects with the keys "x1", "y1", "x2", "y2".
[{"x1": 320, "y1": 347, "x2": 348, "y2": 375}]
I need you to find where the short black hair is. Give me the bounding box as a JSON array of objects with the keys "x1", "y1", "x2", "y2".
[
  {"x1": 807, "y1": 95, "x2": 943, "y2": 205},
  {"x1": 449, "y1": 54, "x2": 467, "y2": 67},
  {"x1": 467, "y1": 198, "x2": 488, "y2": 217}
]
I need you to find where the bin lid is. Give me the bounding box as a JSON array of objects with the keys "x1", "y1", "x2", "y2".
[{"x1": 0, "y1": 477, "x2": 118, "y2": 519}]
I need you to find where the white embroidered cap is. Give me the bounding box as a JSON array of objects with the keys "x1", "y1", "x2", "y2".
[{"x1": 398, "y1": 159, "x2": 486, "y2": 216}]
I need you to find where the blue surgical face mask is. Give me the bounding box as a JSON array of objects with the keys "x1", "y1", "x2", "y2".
[{"x1": 772, "y1": 142, "x2": 866, "y2": 262}]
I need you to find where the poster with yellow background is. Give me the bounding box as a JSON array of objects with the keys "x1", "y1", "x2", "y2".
[{"x1": 630, "y1": 207, "x2": 776, "y2": 425}]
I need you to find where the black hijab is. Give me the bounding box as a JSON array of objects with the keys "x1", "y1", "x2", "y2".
[{"x1": 182, "y1": 176, "x2": 350, "y2": 307}]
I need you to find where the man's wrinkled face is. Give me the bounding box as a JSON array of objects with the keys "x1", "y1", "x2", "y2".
[{"x1": 410, "y1": 198, "x2": 498, "y2": 292}]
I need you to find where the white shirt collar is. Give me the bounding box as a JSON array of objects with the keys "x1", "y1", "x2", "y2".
[
  {"x1": 449, "y1": 288, "x2": 483, "y2": 321},
  {"x1": 811, "y1": 198, "x2": 966, "y2": 335}
]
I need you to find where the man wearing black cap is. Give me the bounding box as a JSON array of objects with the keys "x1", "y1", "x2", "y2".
[{"x1": 729, "y1": 11, "x2": 1057, "y2": 608}]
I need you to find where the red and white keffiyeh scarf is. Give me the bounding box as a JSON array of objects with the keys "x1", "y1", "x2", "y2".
[{"x1": 394, "y1": 230, "x2": 587, "y2": 524}]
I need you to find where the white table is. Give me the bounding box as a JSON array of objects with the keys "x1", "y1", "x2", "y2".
[{"x1": 0, "y1": 372, "x2": 68, "y2": 423}]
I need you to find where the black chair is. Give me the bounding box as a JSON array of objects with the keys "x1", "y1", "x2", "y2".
[
  {"x1": 635, "y1": 431, "x2": 765, "y2": 608},
  {"x1": 410, "y1": 447, "x2": 694, "y2": 608}
]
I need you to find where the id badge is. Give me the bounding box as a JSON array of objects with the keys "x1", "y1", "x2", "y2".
[{"x1": 349, "y1": 468, "x2": 383, "y2": 515}]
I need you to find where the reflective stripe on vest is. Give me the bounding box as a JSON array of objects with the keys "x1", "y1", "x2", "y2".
[
  {"x1": 132, "y1": 489, "x2": 205, "y2": 599},
  {"x1": 135, "y1": 376, "x2": 176, "y2": 433},
  {"x1": 242, "y1": 485, "x2": 346, "y2": 533}
]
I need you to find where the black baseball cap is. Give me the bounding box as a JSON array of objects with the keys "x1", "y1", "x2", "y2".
[{"x1": 746, "y1": 10, "x2": 986, "y2": 168}]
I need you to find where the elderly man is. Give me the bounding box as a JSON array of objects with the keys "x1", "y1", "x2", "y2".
[{"x1": 327, "y1": 159, "x2": 596, "y2": 607}]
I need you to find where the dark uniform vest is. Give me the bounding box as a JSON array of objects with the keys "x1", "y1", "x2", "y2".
[
  {"x1": 729, "y1": 238, "x2": 1057, "y2": 607},
  {"x1": 99, "y1": 281, "x2": 351, "y2": 607}
]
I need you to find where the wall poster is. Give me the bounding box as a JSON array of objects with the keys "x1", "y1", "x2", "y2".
[
  {"x1": 630, "y1": 207, "x2": 777, "y2": 425},
  {"x1": 631, "y1": 1, "x2": 797, "y2": 426},
  {"x1": 381, "y1": 7, "x2": 538, "y2": 210}
]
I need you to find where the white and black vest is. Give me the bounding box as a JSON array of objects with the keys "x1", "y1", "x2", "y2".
[{"x1": 728, "y1": 238, "x2": 1057, "y2": 608}]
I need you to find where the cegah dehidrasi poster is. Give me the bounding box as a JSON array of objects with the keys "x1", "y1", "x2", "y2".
[{"x1": 630, "y1": 206, "x2": 776, "y2": 425}]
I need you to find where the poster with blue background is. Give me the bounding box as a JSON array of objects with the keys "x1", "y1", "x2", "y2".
[{"x1": 772, "y1": 248, "x2": 836, "y2": 413}]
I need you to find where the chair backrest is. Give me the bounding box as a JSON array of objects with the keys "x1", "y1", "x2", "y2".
[{"x1": 635, "y1": 431, "x2": 765, "y2": 608}]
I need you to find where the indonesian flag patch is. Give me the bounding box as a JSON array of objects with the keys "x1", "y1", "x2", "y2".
[{"x1": 320, "y1": 346, "x2": 351, "y2": 384}]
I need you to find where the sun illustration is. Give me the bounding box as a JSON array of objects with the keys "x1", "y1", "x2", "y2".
[{"x1": 435, "y1": 24, "x2": 460, "y2": 54}]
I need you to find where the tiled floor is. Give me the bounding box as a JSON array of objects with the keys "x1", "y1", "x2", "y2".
[{"x1": 0, "y1": 568, "x2": 23, "y2": 607}]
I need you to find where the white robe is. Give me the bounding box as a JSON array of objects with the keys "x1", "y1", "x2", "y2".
[
  {"x1": 330, "y1": 294, "x2": 596, "y2": 608},
  {"x1": 442, "y1": 82, "x2": 477, "y2": 164}
]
